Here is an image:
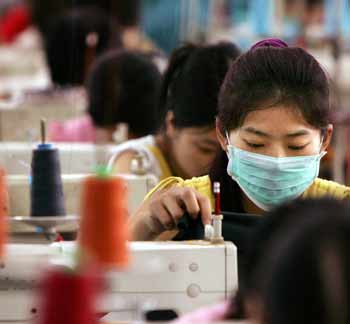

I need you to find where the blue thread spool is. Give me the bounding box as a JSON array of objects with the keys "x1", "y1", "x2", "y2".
[{"x1": 30, "y1": 120, "x2": 66, "y2": 217}]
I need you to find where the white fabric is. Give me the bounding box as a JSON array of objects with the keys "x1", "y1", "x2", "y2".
[{"x1": 107, "y1": 135, "x2": 162, "y2": 180}]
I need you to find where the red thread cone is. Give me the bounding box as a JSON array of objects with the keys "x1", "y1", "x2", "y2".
[{"x1": 79, "y1": 175, "x2": 129, "y2": 269}]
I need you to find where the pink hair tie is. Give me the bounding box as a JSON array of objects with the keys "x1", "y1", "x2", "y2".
[{"x1": 251, "y1": 38, "x2": 288, "y2": 51}]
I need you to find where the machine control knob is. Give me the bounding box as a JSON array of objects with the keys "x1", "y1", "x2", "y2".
[
  {"x1": 168, "y1": 262, "x2": 179, "y2": 272},
  {"x1": 189, "y1": 263, "x2": 199, "y2": 272},
  {"x1": 187, "y1": 284, "x2": 201, "y2": 298}
]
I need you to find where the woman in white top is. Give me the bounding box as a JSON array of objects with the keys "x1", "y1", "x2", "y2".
[{"x1": 109, "y1": 42, "x2": 241, "y2": 181}]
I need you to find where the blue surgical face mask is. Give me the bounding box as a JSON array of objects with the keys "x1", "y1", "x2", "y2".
[{"x1": 225, "y1": 133, "x2": 326, "y2": 211}]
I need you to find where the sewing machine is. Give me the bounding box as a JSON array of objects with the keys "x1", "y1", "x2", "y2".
[
  {"x1": 7, "y1": 173, "x2": 157, "y2": 240},
  {"x1": 7, "y1": 173, "x2": 156, "y2": 216},
  {"x1": 0, "y1": 241, "x2": 238, "y2": 322},
  {"x1": 0, "y1": 142, "x2": 116, "y2": 174}
]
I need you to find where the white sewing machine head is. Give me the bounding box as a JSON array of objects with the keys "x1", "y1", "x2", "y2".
[
  {"x1": 7, "y1": 174, "x2": 156, "y2": 216},
  {"x1": 0, "y1": 241, "x2": 238, "y2": 322},
  {"x1": 0, "y1": 142, "x2": 116, "y2": 174},
  {"x1": 7, "y1": 173, "x2": 157, "y2": 237}
]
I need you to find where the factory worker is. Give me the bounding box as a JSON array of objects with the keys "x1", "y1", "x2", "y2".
[
  {"x1": 129, "y1": 39, "x2": 350, "y2": 241},
  {"x1": 108, "y1": 42, "x2": 241, "y2": 181}
]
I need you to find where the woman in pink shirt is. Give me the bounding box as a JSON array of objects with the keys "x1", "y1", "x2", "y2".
[{"x1": 48, "y1": 114, "x2": 96, "y2": 142}]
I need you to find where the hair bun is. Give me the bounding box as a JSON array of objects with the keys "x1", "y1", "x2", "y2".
[{"x1": 251, "y1": 38, "x2": 288, "y2": 51}]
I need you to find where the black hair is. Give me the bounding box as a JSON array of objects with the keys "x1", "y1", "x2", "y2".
[
  {"x1": 70, "y1": 0, "x2": 140, "y2": 27},
  {"x1": 30, "y1": 0, "x2": 139, "y2": 33},
  {"x1": 87, "y1": 49, "x2": 162, "y2": 137},
  {"x1": 44, "y1": 6, "x2": 120, "y2": 86},
  {"x1": 94, "y1": 0, "x2": 140, "y2": 27},
  {"x1": 70, "y1": 0, "x2": 140, "y2": 26},
  {"x1": 227, "y1": 198, "x2": 350, "y2": 323},
  {"x1": 218, "y1": 46, "x2": 330, "y2": 134},
  {"x1": 256, "y1": 199, "x2": 350, "y2": 324},
  {"x1": 158, "y1": 42, "x2": 241, "y2": 130},
  {"x1": 29, "y1": 0, "x2": 67, "y2": 33}
]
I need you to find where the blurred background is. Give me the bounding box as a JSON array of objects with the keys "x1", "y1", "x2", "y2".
[{"x1": 1, "y1": 0, "x2": 350, "y2": 185}]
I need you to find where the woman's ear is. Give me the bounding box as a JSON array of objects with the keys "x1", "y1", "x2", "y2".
[
  {"x1": 165, "y1": 111, "x2": 176, "y2": 138},
  {"x1": 216, "y1": 118, "x2": 228, "y2": 151},
  {"x1": 321, "y1": 124, "x2": 333, "y2": 151}
]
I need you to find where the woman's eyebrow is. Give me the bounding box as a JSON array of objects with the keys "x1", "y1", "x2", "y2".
[
  {"x1": 242, "y1": 127, "x2": 311, "y2": 138},
  {"x1": 286, "y1": 130, "x2": 310, "y2": 138},
  {"x1": 242, "y1": 127, "x2": 271, "y2": 137}
]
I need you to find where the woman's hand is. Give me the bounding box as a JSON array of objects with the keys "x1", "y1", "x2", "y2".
[{"x1": 130, "y1": 186, "x2": 212, "y2": 241}]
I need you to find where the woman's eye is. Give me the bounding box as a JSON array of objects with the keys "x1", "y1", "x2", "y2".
[
  {"x1": 198, "y1": 147, "x2": 216, "y2": 154},
  {"x1": 288, "y1": 145, "x2": 307, "y2": 151},
  {"x1": 246, "y1": 142, "x2": 264, "y2": 148}
]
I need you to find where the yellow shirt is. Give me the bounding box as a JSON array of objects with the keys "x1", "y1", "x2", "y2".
[{"x1": 146, "y1": 175, "x2": 350, "y2": 210}]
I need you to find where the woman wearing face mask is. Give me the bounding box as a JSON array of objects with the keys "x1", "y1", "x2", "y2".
[
  {"x1": 130, "y1": 38, "x2": 350, "y2": 241},
  {"x1": 108, "y1": 42, "x2": 241, "y2": 181}
]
